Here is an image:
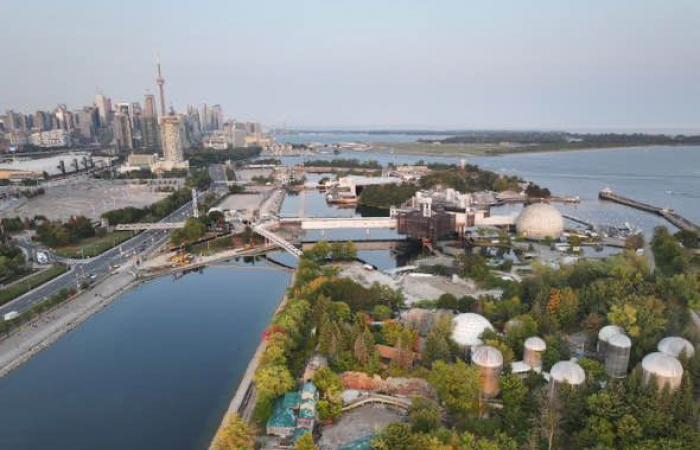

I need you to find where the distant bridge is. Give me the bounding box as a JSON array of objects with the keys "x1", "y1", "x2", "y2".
[{"x1": 280, "y1": 216, "x2": 396, "y2": 230}]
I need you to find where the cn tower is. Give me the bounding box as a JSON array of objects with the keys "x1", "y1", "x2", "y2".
[{"x1": 156, "y1": 58, "x2": 166, "y2": 117}]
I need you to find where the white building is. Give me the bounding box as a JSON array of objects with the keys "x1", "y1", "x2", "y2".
[{"x1": 30, "y1": 129, "x2": 72, "y2": 148}]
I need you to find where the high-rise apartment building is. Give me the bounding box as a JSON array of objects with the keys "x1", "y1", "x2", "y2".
[
  {"x1": 161, "y1": 115, "x2": 184, "y2": 162},
  {"x1": 113, "y1": 103, "x2": 134, "y2": 151}
]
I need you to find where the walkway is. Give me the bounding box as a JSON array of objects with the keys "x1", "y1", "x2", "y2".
[{"x1": 599, "y1": 189, "x2": 699, "y2": 233}]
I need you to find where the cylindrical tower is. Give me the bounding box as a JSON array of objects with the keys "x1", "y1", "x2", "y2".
[
  {"x1": 597, "y1": 325, "x2": 624, "y2": 359},
  {"x1": 471, "y1": 345, "x2": 503, "y2": 398},
  {"x1": 523, "y1": 336, "x2": 547, "y2": 371},
  {"x1": 641, "y1": 352, "x2": 683, "y2": 392},
  {"x1": 549, "y1": 361, "x2": 586, "y2": 397},
  {"x1": 657, "y1": 337, "x2": 695, "y2": 359},
  {"x1": 605, "y1": 333, "x2": 631, "y2": 378}
]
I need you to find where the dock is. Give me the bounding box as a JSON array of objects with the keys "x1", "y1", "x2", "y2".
[{"x1": 599, "y1": 189, "x2": 698, "y2": 233}]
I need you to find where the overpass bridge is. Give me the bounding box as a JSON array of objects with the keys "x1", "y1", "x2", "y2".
[
  {"x1": 280, "y1": 216, "x2": 396, "y2": 230},
  {"x1": 115, "y1": 222, "x2": 185, "y2": 231}
]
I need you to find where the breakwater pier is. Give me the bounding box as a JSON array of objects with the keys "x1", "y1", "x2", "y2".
[{"x1": 599, "y1": 189, "x2": 699, "y2": 233}]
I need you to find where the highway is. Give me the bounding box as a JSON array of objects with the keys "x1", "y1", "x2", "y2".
[{"x1": 0, "y1": 196, "x2": 200, "y2": 317}]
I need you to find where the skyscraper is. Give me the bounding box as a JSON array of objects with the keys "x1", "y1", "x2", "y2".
[
  {"x1": 161, "y1": 115, "x2": 184, "y2": 163},
  {"x1": 95, "y1": 94, "x2": 112, "y2": 127},
  {"x1": 142, "y1": 94, "x2": 160, "y2": 149},
  {"x1": 112, "y1": 103, "x2": 134, "y2": 151}
]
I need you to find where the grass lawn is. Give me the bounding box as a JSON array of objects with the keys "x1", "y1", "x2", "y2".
[
  {"x1": 0, "y1": 264, "x2": 68, "y2": 306},
  {"x1": 53, "y1": 231, "x2": 133, "y2": 258}
]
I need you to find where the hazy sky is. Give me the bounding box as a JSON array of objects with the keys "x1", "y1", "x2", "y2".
[{"x1": 2, "y1": 0, "x2": 699, "y2": 130}]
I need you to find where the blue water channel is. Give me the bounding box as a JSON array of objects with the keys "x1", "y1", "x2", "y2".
[{"x1": 0, "y1": 264, "x2": 290, "y2": 450}]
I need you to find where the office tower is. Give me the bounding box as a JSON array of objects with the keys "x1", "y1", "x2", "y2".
[
  {"x1": 76, "y1": 107, "x2": 98, "y2": 142},
  {"x1": 112, "y1": 103, "x2": 134, "y2": 151},
  {"x1": 156, "y1": 60, "x2": 166, "y2": 118},
  {"x1": 4, "y1": 110, "x2": 26, "y2": 131},
  {"x1": 144, "y1": 94, "x2": 157, "y2": 118},
  {"x1": 33, "y1": 111, "x2": 50, "y2": 131},
  {"x1": 95, "y1": 94, "x2": 112, "y2": 127},
  {"x1": 54, "y1": 105, "x2": 75, "y2": 131},
  {"x1": 161, "y1": 115, "x2": 184, "y2": 162},
  {"x1": 211, "y1": 104, "x2": 223, "y2": 130},
  {"x1": 141, "y1": 94, "x2": 160, "y2": 149}
]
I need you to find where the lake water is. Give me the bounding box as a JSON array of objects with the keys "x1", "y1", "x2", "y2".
[
  {"x1": 0, "y1": 264, "x2": 290, "y2": 450},
  {"x1": 280, "y1": 145, "x2": 700, "y2": 236}
]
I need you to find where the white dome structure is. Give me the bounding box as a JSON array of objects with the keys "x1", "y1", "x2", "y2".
[
  {"x1": 515, "y1": 203, "x2": 565, "y2": 240},
  {"x1": 657, "y1": 337, "x2": 696, "y2": 359},
  {"x1": 451, "y1": 313, "x2": 494, "y2": 347}
]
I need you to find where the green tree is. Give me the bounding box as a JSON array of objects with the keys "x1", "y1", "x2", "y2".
[
  {"x1": 408, "y1": 397, "x2": 442, "y2": 433},
  {"x1": 429, "y1": 360, "x2": 481, "y2": 417},
  {"x1": 294, "y1": 432, "x2": 318, "y2": 450},
  {"x1": 213, "y1": 414, "x2": 255, "y2": 450}
]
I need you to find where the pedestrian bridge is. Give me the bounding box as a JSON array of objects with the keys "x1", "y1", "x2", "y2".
[{"x1": 280, "y1": 216, "x2": 396, "y2": 230}]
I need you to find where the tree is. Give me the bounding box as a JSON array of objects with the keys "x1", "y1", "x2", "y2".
[
  {"x1": 254, "y1": 365, "x2": 295, "y2": 402},
  {"x1": 294, "y1": 432, "x2": 318, "y2": 450},
  {"x1": 372, "y1": 304, "x2": 393, "y2": 321},
  {"x1": 424, "y1": 315, "x2": 455, "y2": 365},
  {"x1": 429, "y1": 360, "x2": 481, "y2": 417},
  {"x1": 213, "y1": 414, "x2": 255, "y2": 450},
  {"x1": 409, "y1": 397, "x2": 442, "y2": 433},
  {"x1": 371, "y1": 423, "x2": 415, "y2": 450}
]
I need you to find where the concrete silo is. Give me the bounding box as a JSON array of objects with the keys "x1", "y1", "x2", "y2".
[
  {"x1": 549, "y1": 361, "x2": 586, "y2": 397},
  {"x1": 471, "y1": 345, "x2": 504, "y2": 398},
  {"x1": 641, "y1": 352, "x2": 684, "y2": 392},
  {"x1": 657, "y1": 337, "x2": 695, "y2": 359},
  {"x1": 597, "y1": 325, "x2": 624, "y2": 359},
  {"x1": 523, "y1": 336, "x2": 547, "y2": 371},
  {"x1": 604, "y1": 333, "x2": 631, "y2": 378}
]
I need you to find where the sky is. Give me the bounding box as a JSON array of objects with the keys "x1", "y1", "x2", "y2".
[{"x1": 2, "y1": 0, "x2": 699, "y2": 131}]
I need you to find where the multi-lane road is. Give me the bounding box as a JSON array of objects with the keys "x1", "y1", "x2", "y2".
[{"x1": 0, "y1": 197, "x2": 199, "y2": 317}]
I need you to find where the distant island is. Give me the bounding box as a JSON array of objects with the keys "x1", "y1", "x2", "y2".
[
  {"x1": 414, "y1": 131, "x2": 700, "y2": 155},
  {"x1": 278, "y1": 129, "x2": 700, "y2": 156}
]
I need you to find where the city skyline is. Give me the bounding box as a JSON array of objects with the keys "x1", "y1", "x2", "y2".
[{"x1": 2, "y1": 0, "x2": 699, "y2": 131}]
